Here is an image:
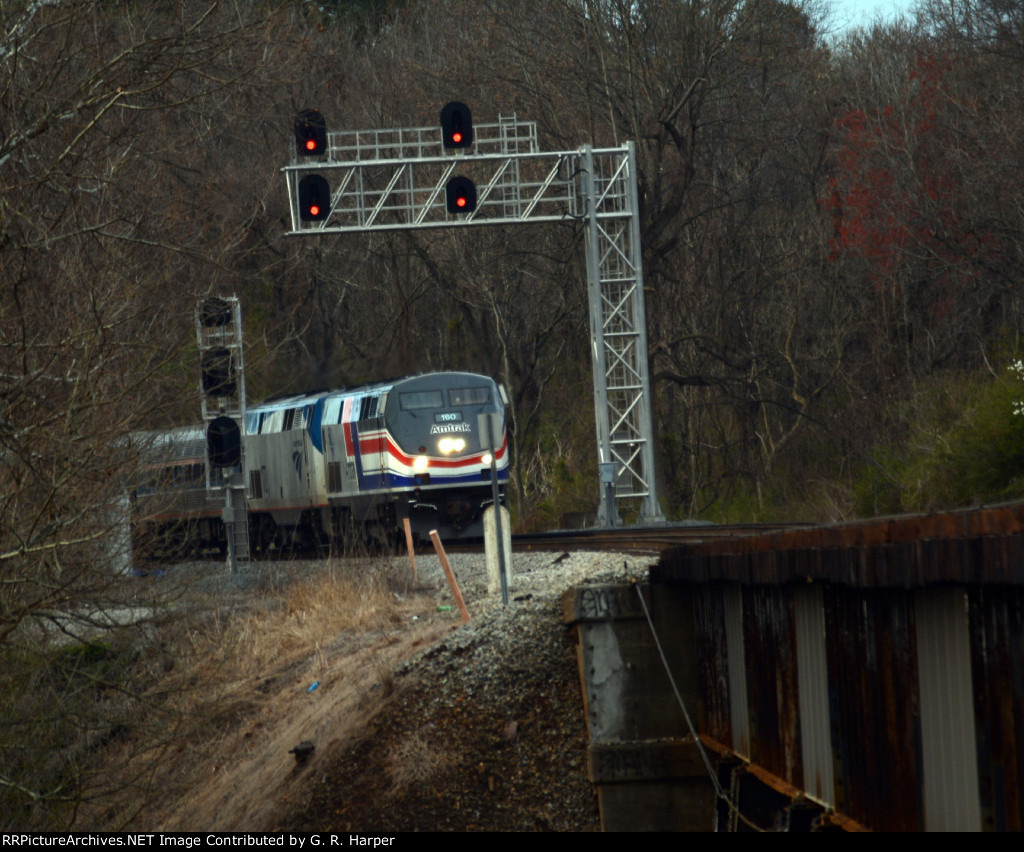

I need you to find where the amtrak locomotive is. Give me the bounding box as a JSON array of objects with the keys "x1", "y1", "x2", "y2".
[{"x1": 131, "y1": 372, "x2": 510, "y2": 557}]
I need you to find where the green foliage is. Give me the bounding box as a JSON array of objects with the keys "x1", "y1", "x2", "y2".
[
  {"x1": 853, "y1": 369, "x2": 1024, "y2": 515},
  {"x1": 0, "y1": 638, "x2": 131, "y2": 829},
  {"x1": 699, "y1": 488, "x2": 764, "y2": 525},
  {"x1": 515, "y1": 425, "x2": 599, "y2": 531},
  {"x1": 511, "y1": 367, "x2": 599, "y2": 532}
]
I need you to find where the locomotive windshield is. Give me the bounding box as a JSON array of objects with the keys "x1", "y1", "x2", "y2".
[
  {"x1": 387, "y1": 374, "x2": 503, "y2": 457},
  {"x1": 399, "y1": 390, "x2": 444, "y2": 410},
  {"x1": 400, "y1": 387, "x2": 490, "y2": 409},
  {"x1": 449, "y1": 386, "x2": 490, "y2": 405}
]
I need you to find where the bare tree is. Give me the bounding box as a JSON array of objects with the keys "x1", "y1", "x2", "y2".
[{"x1": 0, "y1": 0, "x2": 331, "y2": 827}]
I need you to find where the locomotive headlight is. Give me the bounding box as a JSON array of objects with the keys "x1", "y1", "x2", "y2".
[
  {"x1": 412, "y1": 455, "x2": 429, "y2": 472},
  {"x1": 481, "y1": 452, "x2": 493, "y2": 466},
  {"x1": 438, "y1": 437, "x2": 466, "y2": 454}
]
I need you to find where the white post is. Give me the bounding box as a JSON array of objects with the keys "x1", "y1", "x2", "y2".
[{"x1": 484, "y1": 504, "x2": 513, "y2": 597}]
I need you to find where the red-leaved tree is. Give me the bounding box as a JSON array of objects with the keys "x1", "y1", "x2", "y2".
[{"x1": 824, "y1": 51, "x2": 1013, "y2": 376}]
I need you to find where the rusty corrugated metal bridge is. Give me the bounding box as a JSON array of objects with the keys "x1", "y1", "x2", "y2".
[{"x1": 562, "y1": 502, "x2": 1024, "y2": 831}]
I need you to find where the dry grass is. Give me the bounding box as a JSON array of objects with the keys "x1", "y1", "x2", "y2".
[
  {"x1": 185, "y1": 559, "x2": 404, "y2": 680},
  {"x1": 72, "y1": 555, "x2": 442, "y2": 831},
  {"x1": 384, "y1": 725, "x2": 459, "y2": 798}
]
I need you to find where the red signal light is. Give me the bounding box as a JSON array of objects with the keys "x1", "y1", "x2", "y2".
[
  {"x1": 294, "y1": 109, "x2": 327, "y2": 158},
  {"x1": 440, "y1": 101, "x2": 473, "y2": 150},
  {"x1": 298, "y1": 174, "x2": 330, "y2": 222},
  {"x1": 445, "y1": 176, "x2": 476, "y2": 214}
]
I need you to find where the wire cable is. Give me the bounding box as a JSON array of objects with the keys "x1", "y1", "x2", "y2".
[{"x1": 631, "y1": 580, "x2": 769, "y2": 832}]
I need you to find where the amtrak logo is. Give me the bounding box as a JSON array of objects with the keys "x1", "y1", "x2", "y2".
[{"x1": 430, "y1": 423, "x2": 472, "y2": 435}]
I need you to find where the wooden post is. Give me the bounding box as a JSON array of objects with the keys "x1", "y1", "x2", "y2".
[
  {"x1": 403, "y1": 517, "x2": 417, "y2": 585},
  {"x1": 429, "y1": 529, "x2": 470, "y2": 623}
]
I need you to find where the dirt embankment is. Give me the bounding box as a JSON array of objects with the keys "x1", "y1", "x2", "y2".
[{"x1": 134, "y1": 551, "x2": 646, "y2": 832}]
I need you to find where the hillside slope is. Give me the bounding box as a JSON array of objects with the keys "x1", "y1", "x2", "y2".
[{"x1": 151, "y1": 551, "x2": 650, "y2": 832}]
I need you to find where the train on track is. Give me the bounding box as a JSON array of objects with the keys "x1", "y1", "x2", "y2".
[{"x1": 130, "y1": 372, "x2": 510, "y2": 558}]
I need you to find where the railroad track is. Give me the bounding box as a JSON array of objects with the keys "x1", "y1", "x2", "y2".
[
  {"x1": 143, "y1": 521, "x2": 803, "y2": 562},
  {"x1": 504, "y1": 500, "x2": 1024, "y2": 558},
  {"x1": 443, "y1": 521, "x2": 807, "y2": 555}
]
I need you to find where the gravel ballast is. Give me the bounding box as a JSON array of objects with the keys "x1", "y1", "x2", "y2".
[{"x1": 286, "y1": 548, "x2": 656, "y2": 832}]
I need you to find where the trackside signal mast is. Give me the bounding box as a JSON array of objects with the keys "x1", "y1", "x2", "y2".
[
  {"x1": 281, "y1": 105, "x2": 664, "y2": 526},
  {"x1": 196, "y1": 296, "x2": 249, "y2": 566}
]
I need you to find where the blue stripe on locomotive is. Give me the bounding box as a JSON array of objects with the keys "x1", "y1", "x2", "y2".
[
  {"x1": 309, "y1": 397, "x2": 326, "y2": 453},
  {"x1": 357, "y1": 467, "x2": 510, "y2": 490}
]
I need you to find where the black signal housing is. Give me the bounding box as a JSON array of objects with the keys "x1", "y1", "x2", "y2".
[{"x1": 440, "y1": 102, "x2": 473, "y2": 150}]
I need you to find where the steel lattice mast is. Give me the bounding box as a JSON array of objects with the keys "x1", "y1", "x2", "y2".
[{"x1": 282, "y1": 114, "x2": 664, "y2": 525}]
